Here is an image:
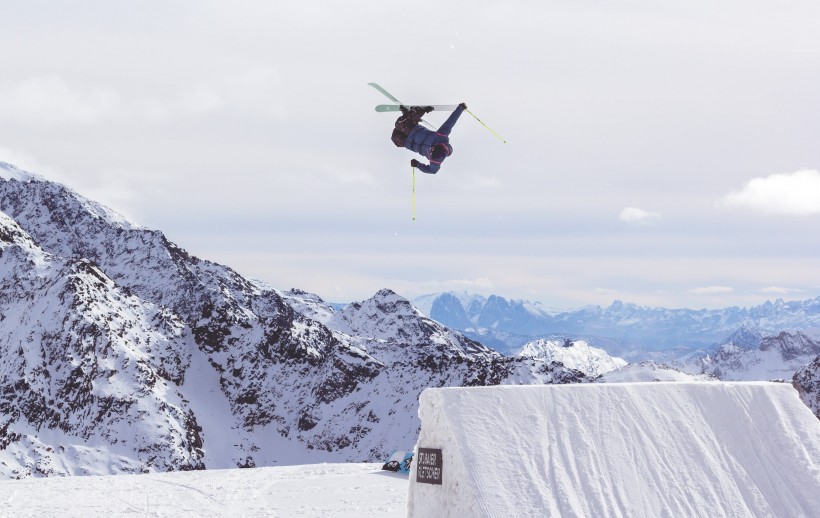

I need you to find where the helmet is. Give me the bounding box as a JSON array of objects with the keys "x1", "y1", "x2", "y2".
[{"x1": 430, "y1": 144, "x2": 452, "y2": 162}]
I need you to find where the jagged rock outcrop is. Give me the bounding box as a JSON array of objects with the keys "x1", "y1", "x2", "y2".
[
  {"x1": 793, "y1": 356, "x2": 820, "y2": 419},
  {"x1": 691, "y1": 331, "x2": 820, "y2": 381},
  {"x1": 0, "y1": 210, "x2": 202, "y2": 477},
  {"x1": 518, "y1": 338, "x2": 627, "y2": 377}
]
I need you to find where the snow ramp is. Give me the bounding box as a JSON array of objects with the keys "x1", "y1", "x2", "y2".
[{"x1": 407, "y1": 382, "x2": 820, "y2": 518}]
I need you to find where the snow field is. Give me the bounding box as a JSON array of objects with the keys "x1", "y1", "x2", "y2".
[
  {"x1": 408, "y1": 382, "x2": 820, "y2": 518},
  {"x1": 0, "y1": 463, "x2": 407, "y2": 517}
]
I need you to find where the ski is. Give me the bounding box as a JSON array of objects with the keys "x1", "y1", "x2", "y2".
[
  {"x1": 375, "y1": 104, "x2": 459, "y2": 113},
  {"x1": 368, "y1": 82, "x2": 435, "y2": 129},
  {"x1": 368, "y1": 82, "x2": 403, "y2": 105}
]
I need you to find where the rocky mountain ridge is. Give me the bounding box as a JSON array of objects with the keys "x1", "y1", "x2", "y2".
[
  {"x1": 677, "y1": 331, "x2": 820, "y2": 382},
  {"x1": 413, "y1": 292, "x2": 820, "y2": 358},
  {"x1": 0, "y1": 163, "x2": 587, "y2": 478},
  {"x1": 793, "y1": 357, "x2": 820, "y2": 419},
  {"x1": 517, "y1": 339, "x2": 627, "y2": 378}
]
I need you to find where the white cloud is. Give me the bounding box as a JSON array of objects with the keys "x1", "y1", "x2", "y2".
[
  {"x1": 322, "y1": 165, "x2": 375, "y2": 185},
  {"x1": 619, "y1": 207, "x2": 661, "y2": 225},
  {"x1": 722, "y1": 169, "x2": 820, "y2": 215},
  {"x1": 687, "y1": 286, "x2": 735, "y2": 295},
  {"x1": 411, "y1": 278, "x2": 495, "y2": 295},
  {"x1": 461, "y1": 175, "x2": 500, "y2": 191},
  {"x1": 0, "y1": 67, "x2": 285, "y2": 127},
  {"x1": 0, "y1": 75, "x2": 121, "y2": 125},
  {"x1": 759, "y1": 286, "x2": 804, "y2": 295}
]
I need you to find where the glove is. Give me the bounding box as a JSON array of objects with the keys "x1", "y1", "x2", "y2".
[
  {"x1": 410, "y1": 159, "x2": 420, "y2": 168},
  {"x1": 424, "y1": 106, "x2": 434, "y2": 113},
  {"x1": 459, "y1": 102, "x2": 467, "y2": 110}
]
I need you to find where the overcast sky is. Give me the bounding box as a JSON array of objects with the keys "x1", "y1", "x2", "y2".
[{"x1": 2, "y1": 0, "x2": 820, "y2": 310}]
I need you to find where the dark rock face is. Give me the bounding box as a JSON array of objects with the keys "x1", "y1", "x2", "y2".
[
  {"x1": 692, "y1": 331, "x2": 820, "y2": 382},
  {"x1": 0, "y1": 166, "x2": 588, "y2": 477},
  {"x1": 793, "y1": 357, "x2": 820, "y2": 420},
  {"x1": 0, "y1": 210, "x2": 203, "y2": 477},
  {"x1": 430, "y1": 293, "x2": 473, "y2": 330},
  {"x1": 760, "y1": 332, "x2": 820, "y2": 361}
]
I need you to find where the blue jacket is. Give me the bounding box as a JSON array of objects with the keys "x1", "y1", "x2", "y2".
[{"x1": 404, "y1": 105, "x2": 466, "y2": 174}]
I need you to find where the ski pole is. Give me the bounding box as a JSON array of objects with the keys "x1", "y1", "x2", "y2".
[
  {"x1": 411, "y1": 164, "x2": 416, "y2": 221},
  {"x1": 465, "y1": 108, "x2": 507, "y2": 144}
]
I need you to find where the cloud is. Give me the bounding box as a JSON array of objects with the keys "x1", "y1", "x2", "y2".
[
  {"x1": 462, "y1": 175, "x2": 500, "y2": 191},
  {"x1": 0, "y1": 75, "x2": 121, "y2": 125},
  {"x1": 759, "y1": 286, "x2": 804, "y2": 295},
  {"x1": 322, "y1": 165, "x2": 376, "y2": 185},
  {"x1": 721, "y1": 169, "x2": 820, "y2": 215},
  {"x1": 412, "y1": 278, "x2": 495, "y2": 295},
  {"x1": 619, "y1": 207, "x2": 661, "y2": 225},
  {"x1": 0, "y1": 67, "x2": 285, "y2": 127},
  {"x1": 687, "y1": 286, "x2": 734, "y2": 295},
  {"x1": 593, "y1": 288, "x2": 618, "y2": 295}
]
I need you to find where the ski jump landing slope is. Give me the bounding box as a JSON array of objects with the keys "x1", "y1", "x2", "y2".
[{"x1": 407, "y1": 383, "x2": 820, "y2": 518}]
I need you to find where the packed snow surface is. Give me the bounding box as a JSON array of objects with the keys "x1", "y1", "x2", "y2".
[
  {"x1": 0, "y1": 463, "x2": 407, "y2": 517},
  {"x1": 408, "y1": 382, "x2": 820, "y2": 518}
]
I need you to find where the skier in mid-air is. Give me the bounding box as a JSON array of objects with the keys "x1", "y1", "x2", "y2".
[{"x1": 391, "y1": 102, "x2": 467, "y2": 174}]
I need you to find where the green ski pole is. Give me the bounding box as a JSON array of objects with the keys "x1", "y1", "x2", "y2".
[
  {"x1": 465, "y1": 108, "x2": 507, "y2": 144},
  {"x1": 411, "y1": 164, "x2": 416, "y2": 221}
]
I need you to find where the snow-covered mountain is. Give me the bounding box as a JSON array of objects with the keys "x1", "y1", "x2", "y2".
[
  {"x1": 599, "y1": 361, "x2": 716, "y2": 383},
  {"x1": 793, "y1": 356, "x2": 820, "y2": 419},
  {"x1": 0, "y1": 162, "x2": 587, "y2": 478},
  {"x1": 518, "y1": 338, "x2": 627, "y2": 377},
  {"x1": 0, "y1": 208, "x2": 202, "y2": 476},
  {"x1": 678, "y1": 331, "x2": 820, "y2": 381},
  {"x1": 413, "y1": 292, "x2": 820, "y2": 358}
]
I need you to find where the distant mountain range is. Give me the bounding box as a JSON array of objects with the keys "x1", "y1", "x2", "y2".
[
  {"x1": 412, "y1": 292, "x2": 820, "y2": 360},
  {"x1": 675, "y1": 330, "x2": 820, "y2": 382},
  {"x1": 412, "y1": 292, "x2": 820, "y2": 394}
]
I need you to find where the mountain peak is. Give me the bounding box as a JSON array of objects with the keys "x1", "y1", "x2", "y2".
[
  {"x1": 0, "y1": 162, "x2": 43, "y2": 183},
  {"x1": 373, "y1": 287, "x2": 402, "y2": 301},
  {"x1": 518, "y1": 338, "x2": 627, "y2": 377},
  {"x1": 0, "y1": 169, "x2": 143, "y2": 232},
  {"x1": 328, "y1": 289, "x2": 434, "y2": 342}
]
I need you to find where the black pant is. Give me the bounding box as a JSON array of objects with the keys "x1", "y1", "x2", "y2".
[{"x1": 391, "y1": 107, "x2": 426, "y2": 147}]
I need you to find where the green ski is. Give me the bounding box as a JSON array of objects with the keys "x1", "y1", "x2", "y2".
[
  {"x1": 375, "y1": 104, "x2": 459, "y2": 113},
  {"x1": 368, "y1": 82, "x2": 403, "y2": 105},
  {"x1": 368, "y1": 83, "x2": 435, "y2": 129}
]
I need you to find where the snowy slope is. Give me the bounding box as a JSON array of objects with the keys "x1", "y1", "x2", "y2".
[
  {"x1": 681, "y1": 331, "x2": 820, "y2": 381},
  {"x1": 0, "y1": 211, "x2": 202, "y2": 477},
  {"x1": 517, "y1": 338, "x2": 627, "y2": 377},
  {"x1": 276, "y1": 287, "x2": 337, "y2": 325},
  {"x1": 599, "y1": 361, "x2": 717, "y2": 383},
  {"x1": 408, "y1": 383, "x2": 820, "y2": 518},
  {"x1": 0, "y1": 463, "x2": 407, "y2": 517}
]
